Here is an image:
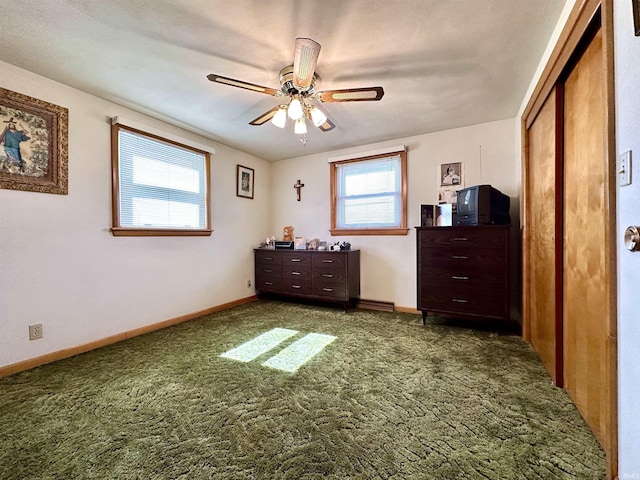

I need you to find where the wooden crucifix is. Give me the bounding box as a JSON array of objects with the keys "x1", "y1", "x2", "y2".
[{"x1": 293, "y1": 179, "x2": 305, "y2": 201}]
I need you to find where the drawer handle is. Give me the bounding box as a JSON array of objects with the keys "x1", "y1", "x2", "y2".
[
  {"x1": 291, "y1": 271, "x2": 301, "y2": 275},
  {"x1": 264, "y1": 269, "x2": 273, "y2": 273},
  {"x1": 265, "y1": 281, "x2": 273, "y2": 285},
  {"x1": 322, "y1": 274, "x2": 334, "y2": 278},
  {"x1": 292, "y1": 285, "x2": 301, "y2": 289},
  {"x1": 451, "y1": 275, "x2": 469, "y2": 280},
  {"x1": 452, "y1": 298, "x2": 469, "y2": 303},
  {"x1": 264, "y1": 256, "x2": 273, "y2": 260},
  {"x1": 452, "y1": 237, "x2": 469, "y2": 242},
  {"x1": 290, "y1": 258, "x2": 302, "y2": 262},
  {"x1": 322, "y1": 288, "x2": 334, "y2": 292},
  {"x1": 451, "y1": 255, "x2": 469, "y2": 260},
  {"x1": 322, "y1": 260, "x2": 334, "y2": 263}
]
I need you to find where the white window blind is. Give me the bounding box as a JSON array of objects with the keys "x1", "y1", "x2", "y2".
[
  {"x1": 335, "y1": 155, "x2": 402, "y2": 229},
  {"x1": 117, "y1": 129, "x2": 207, "y2": 230}
]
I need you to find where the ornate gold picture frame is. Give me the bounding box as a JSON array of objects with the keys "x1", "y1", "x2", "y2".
[{"x1": 0, "y1": 87, "x2": 69, "y2": 194}]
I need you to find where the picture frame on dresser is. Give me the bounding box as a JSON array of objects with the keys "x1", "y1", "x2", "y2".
[
  {"x1": 294, "y1": 237, "x2": 306, "y2": 250},
  {"x1": 420, "y1": 204, "x2": 435, "y2": 227}
]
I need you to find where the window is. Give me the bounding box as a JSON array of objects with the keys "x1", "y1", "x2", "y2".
[
  {"x1": 111, "y1": 123, "x2": 212, "y2": 236},
  {"x1": 330, "y1": 150, "x2": 408, "y2": 235}
]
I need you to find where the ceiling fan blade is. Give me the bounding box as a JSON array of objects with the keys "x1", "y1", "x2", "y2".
[
  {"x1": 318, "y1": 118, "x2": 335, "y2": 132},
  {"x1": 207, "y1": 74, "x2": 279, "y2": 97},
  {"x1": 249, "y1": 105, "x2": 281, "y2": 126},
  {"x1": 315, "y1": 87, "x2": 385, "y2": 103},
  {"x1": 293, "y1": 38, "x2": 321, "y2": 91}
]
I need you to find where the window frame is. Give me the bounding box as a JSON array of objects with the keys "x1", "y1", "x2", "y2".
[
  {"x1": 329, "y1": 150, "x2": 408, "y2": 236},
  {"x1": 110, "y1": 123, "x2": 212, "y2": 237}
]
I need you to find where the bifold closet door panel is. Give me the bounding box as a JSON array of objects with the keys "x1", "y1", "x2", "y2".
[{"x1": 563, "y1": 28, "x2": 611, "y2": 450}]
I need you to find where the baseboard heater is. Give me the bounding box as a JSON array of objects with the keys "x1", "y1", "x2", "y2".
[{"x1": 356, "y1": 299, "x2": 395, "y2": 312}]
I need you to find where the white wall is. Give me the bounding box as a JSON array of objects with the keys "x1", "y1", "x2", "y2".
[
  {"x1": 271, "y1": 118, "x2": 518, "y2": 310},
  {"x1": 614, "y1": 0, "x2": 640, "y2": 475},
  {"x1": 0, "y1": 61, "x2": 271, "y2": 369}
]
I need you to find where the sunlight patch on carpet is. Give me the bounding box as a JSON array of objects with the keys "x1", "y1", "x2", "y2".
[
  {"x1": 261, "y1": 333, "x2": 337, "y2": 372},
  {"x1": 220, "y1": 327, "x2": 298, "y2": 362}
]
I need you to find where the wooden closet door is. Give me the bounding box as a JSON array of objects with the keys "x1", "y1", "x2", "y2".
[
  {"x1": 563, "y1": 28, "x2": 611, "y2": 450},
  {"x1": 524, "y1": 87, "x2": 563, "y2": 385}
]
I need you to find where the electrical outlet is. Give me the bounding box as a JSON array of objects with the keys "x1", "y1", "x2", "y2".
[
  {"x1": 247, "y1": 280, "x2": 252, "y2": 288},
  {"x1": 29, "y1": 323, "x2": 43, "y2": 340}
]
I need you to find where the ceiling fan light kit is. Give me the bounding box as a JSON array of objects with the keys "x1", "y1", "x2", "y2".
[
  {"x1": 208, "y1": 37, "x2": 384, "y2": 144},
  {"x1": 287, "y1": 96, "x2": 304, "y2": 120},
  {"x1": 294, "y1": 117, "x2": 307, "y2": 135},
  {"x1": 271, "y1": 106, "x2": 288, "y2": 129}
]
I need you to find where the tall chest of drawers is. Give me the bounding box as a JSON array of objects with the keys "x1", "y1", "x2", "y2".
[
  {"x1": 254, "y1": 249, "x2": 360, "y2": 310},
  {"x1": 416, "y1": 225, "x2": 511, "y2": 323}
]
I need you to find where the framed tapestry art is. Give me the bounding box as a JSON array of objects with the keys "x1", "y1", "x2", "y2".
[
  {"x1": 0, "y1": 87, "x2": 69, "y2": 194},
  {"x1": 236, "y1": 164, "x2": 254, "y2": 199}
]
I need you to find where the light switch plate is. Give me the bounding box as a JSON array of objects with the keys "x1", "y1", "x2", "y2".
[{"x1": 618, "y1": 150, "x2": 632, "y2": 187}]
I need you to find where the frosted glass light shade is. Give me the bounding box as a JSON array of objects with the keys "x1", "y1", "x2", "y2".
[
  {"x1": 310, "y1": 106, "x2": 327, "y2": 127},
  {"x1": 294, "y1": 117, "x2": 307, "y2": 134},
  {"x1": 288, "y1": 97, "x2": 304, "y2": 120},
  {"x1": 271, "y1": 106, "x2": 287, "y2": 128}
]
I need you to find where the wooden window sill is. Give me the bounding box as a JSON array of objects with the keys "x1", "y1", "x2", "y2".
[
  {"x1": 329, "y1": 228, "x2": 409, "y2": 236},
  {"x1": 111, "y1": 228, "x2": 213, "y2": 237}
]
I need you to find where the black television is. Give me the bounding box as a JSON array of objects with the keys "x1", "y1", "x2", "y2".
[{"x1": 455, "y1": 184, "x2": 510, "y2": 226}]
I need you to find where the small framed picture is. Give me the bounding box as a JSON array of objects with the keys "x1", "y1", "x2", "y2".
[
  {"x1": 236, "y1": 164, "x2": 254, "y2": 199},
  {"x1": 420, "y1": 204, "x2": 435, "y2": 227},
  {"x1": 294, "y1": 236, "x2": 306, "y2": 250},
  {"x1": 440, "y1": 162, "x2": 463, "y2": 187}
]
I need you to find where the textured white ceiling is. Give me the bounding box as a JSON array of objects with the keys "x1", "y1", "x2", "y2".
[{"x1": 0, "y1": 0, "x2": 566, "y2": 161}]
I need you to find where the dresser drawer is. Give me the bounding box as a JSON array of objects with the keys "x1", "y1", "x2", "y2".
[
  {"x1": 255, "y1": 273, "x2": 282, "y2": 291},
  {"x1": 283, "y1": 267, "x2": 312, "y2": 282},
  {"x1": 282, "y1": 277, "x2": 312, "y2": 295},
  {"x1": 419, "y1": 291, "x2": 506, "y2": 318},
  {"x1": 256, "y1": 264, "x2": 282, "y2": 277},
  {"x1": 419, "y1": 248, "x2": 506, "y2": 272},
  {"x1": 312, "y1": 253, "x2": 346, "y2": 269},
  {"x1": 282, "y1": 252, "x2": 312, "y2": 268},
  {"x1": 312, "y1": 282, "x2": 347, "y2": 299},
  {"x1": 420, "y1": 268, "x2": 505, "y2": 289},
  {"x1": 255, "y1": 250, "x2": 283, "y2": 265},
  {"x1": 419, "y1": 228, "x2": 507, "y2": 249},
  {"x1": 313, "y1": 268, "x2": 346, "y2": 285}
]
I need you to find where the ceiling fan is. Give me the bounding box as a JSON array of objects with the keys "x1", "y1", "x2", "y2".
[{"x1": 207, "y1": 38, "x2": 384, "y2": 136}]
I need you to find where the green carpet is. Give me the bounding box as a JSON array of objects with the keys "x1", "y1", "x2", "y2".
[{"x1": 0, "y1": 300, "x2": 605, "y2": 479}]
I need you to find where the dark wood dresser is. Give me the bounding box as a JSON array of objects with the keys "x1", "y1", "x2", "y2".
[
  {"x1": 254, "y1": 249, "x2": 360, "y2": 310},
  {"x1": 416, "y1": 225, "x2": 511, "y2": 323}
]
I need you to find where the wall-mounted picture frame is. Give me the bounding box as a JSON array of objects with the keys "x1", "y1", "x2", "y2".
[
  {"x1": 633, "y1": 0, "x2": 640, "y2": 36},
  {"x1": 0, "y1": 87, "x2": 69, "y2": 194},
  {"x1": 440, "y1": 162, "x2": 463, "y2": 187},
  {"x1": 236, "y1": 164, "x2": 254, "y2": 199}
]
